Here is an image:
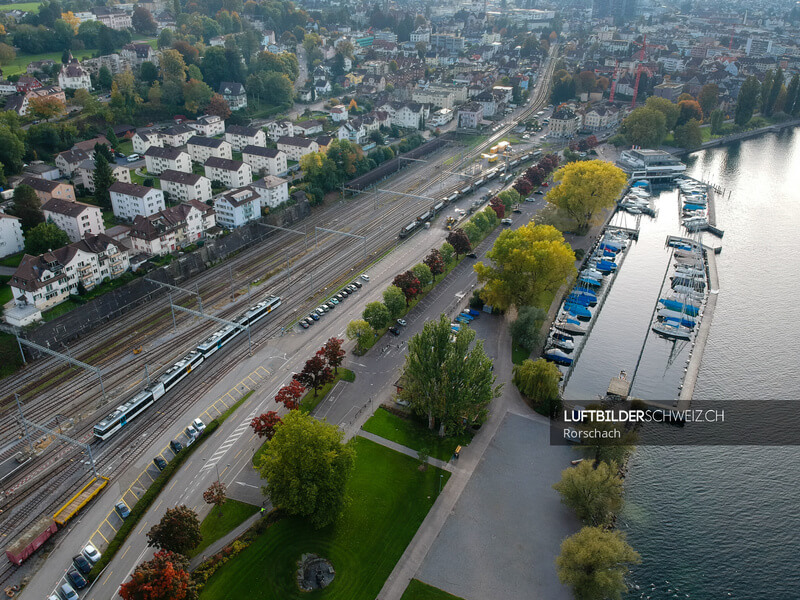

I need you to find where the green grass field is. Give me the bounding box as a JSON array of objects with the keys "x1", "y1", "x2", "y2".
[
  {"x1": 201, "y1": 437, "x2": 450, "y2": 600},
  {"x1": 361, "y1": 407, "x2": 472, "y2": 462},
  {"x1": 0, "y1": 1, "x2": 42, "y2": 12},
  {"x1": 191, "y1": 499, "x2": 260, "y2": 558},
  {"x1": 1, "y1": 48, "x2": 95, "y2": 77},
  {"x1": 400, "y1": 580, "x2": 465, "y2": 600}
]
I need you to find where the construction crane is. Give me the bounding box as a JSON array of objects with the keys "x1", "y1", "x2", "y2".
[{"x1": 609, "y1": 59, "x2": 620, "y2": 103}]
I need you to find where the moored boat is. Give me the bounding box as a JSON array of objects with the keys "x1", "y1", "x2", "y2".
[
  {"x1": 659, "y1": 298, "x2": 700, "y2": 316},
  {"x1": 652, "y1": 320, "x2": 693, "y2": 340},
  {"x1": 543, "y1": 348, "x2": 574, "y2": 365}
]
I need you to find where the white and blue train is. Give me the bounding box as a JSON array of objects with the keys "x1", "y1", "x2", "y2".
[{"x1": 93, "y1": 295, "x2": 282, "y2": 440}]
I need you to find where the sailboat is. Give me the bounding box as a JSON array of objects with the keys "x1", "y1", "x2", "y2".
[{"x1": 543, "y1": 348, "x2": 573, "y2": 365}]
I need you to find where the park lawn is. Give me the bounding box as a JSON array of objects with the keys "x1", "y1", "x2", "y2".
[
  {"x1": 299, "y1": 367, "x2": 355, "y2": 414},
  {"x1": 1, "y1": 48, "x2": 94, "y2": 77},
  {"x1": 202, "y1": 438, "x2": 450, "y2": 600},
  {"x1": 511, "y1": 341, "x2": 529, "y2": 365},
  {"x1": 400, "y1": 580, "x2": 465, "y2": 600},
  {"x1": 0, "y1": 1, "x2": 42, "y2": 12},
  {"x1": 190, "y1": 499, "x2": 260, "y2": 558},
  {"x1": 361, "y1": 407, "x2": 472, "y2": 462},
  {"x1": 0, "y1": 252, "x2": 24, "y2": 268},
  {"x1": 41, "y1": 298, "x2": 81, "y2": 321}
]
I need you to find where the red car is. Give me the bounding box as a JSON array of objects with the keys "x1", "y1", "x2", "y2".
[{"x1": 541, "y1": 182, "x2": 549, "y2": 187}]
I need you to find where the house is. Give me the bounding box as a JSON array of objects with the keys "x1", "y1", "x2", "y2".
[
  {"x1": 92, "y1": 7, "x2": 131, "y2": 29},
  {"x1": 5, "y1": 86, "x2": 66, "y2": 117},
  {"x1": 55, "y1": 149, "x2": 92, "y2": 177},
  {"x1": 338, "y1": 120, "x2": 367, "y2": 144},
  {"x1": 121, "y1": 43, "x2": 159, "y2": 69},
  {"x1": 379, "y1": 102, "x2": 425, "y2": 129},
  {"x1": 57, "y1": 59, "x2": 92, "y2": 91},
  {"x1": 225, "y1": 125, "x2": 267, "y2": 152},
  {"x1": 329, "y1": 104, "x2": 349, "y2": 122},
  {"x1": 23, "y1": 163, "x2": 61, "y2": 181},
  {"x1": 42, "y1": 198, "x2": 104, "y2": 242},
  {"x1": 75, "y1": 160, "x2": 132, "y2": 192},
  {"x1": 26, "y1": 60, "x2": 55, "y2": 76},
  {"x1": 653, "y1": 81, "x2": 685, "y2": 102},
  {"x1": 9, "y1": 234, "x2": 129, "y2": 310},
  {"x1": 160, "y1": 124, "x2": 195, "y2": 147},
  {"x1": 266, "y1": 120, "x2": 294, "y2": 141},
  {"x1": 314, "y1": 79, "x2": 332, "y2": 95},
  {"x1": 473, "y1": 90, "x2": 500, "y2": 117},
  {"x1": 213, "y1": 187, "x2": 261, "y2": 228},
  {"x1": 187, "y1": 136, "x2": 233, "y2": 164},
  {"x1": 293, "y1": 120, "x2": 324, "y2": 136},
  {"x1": 109, "y1": 182, "x2": 166, "y2": 221},
  {"x1": 429, "y1": 108, "x2": 454, "y2": 127},
  {"x1": 144, "y1": 147, "x2": 191, "y2": 175},
  {"x1": 188, "y1": 115, "x2": 225, "y2": 137},
  {"x1": 128, "y1": 202, "x2": 214, "y2": 255},
  {"x1": 315, "y1": 136, "x2": 334, "y2": 152},
  {"x1": 276, "y1": 136, "x2": 319, "y2": 161},
  {"x1": 18, "y1": 177, "x2": 75, "y2": 203},
  {"x1": 73, "y1": 136, "x2": 110, "y2": 153},
  {"x1": 218, "y1": 81, "x2": 247, "y2": 110},
  {"x1": 204, "y1": 157, "x2": 252, "y2": 189},
  {"x1": 251, "y1": 176, "x2": 289, "y2": 209},
  {"x1": 241, "y1": 146, "x2": 288, "y2": 177},
  {"x1": 457, "y1": 102, "x2": 484, "y2": 129},
  {"x1": 131, "y1": 131, "x2": 163, "y2": 155},
  {"x1": 0, "y1": 214, "x2": 25, "y2": 259},
  {"x1": 14, "y1": 76, "x2": 42, "y2": 94},
  {"x1": 580, "y1": 105, "x2": 622, "y2": 131},
  {"x1": 549, "y1": 106, "x2": 580, "y2": 137},
  {"x1": 80, "y1": 53, "x2": 124, "y2": 76},
  {"x1": 159, "y1": 170, "x2": 212, "y2": 203}
]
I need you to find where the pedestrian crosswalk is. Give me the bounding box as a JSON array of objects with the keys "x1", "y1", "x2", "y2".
[{"x1": 199, "y1": 412, "x2": 256, "y2": 474}]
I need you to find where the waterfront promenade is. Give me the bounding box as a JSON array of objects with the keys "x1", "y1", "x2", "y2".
[{"x1": 669, "y1": 118, "x2": 800, "y2": 157}]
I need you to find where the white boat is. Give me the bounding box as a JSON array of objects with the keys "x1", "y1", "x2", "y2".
[
  {"x1": 665, "y1": 293, "x2": 701, "y2": 308},
  {"x1": 582, "y1": 268, "x2": 605, "y2": 280},
  {"x1": 548, "y1": 336, "x2": 575, "y2": 352},
  {"x1": 675, "y1": 266, "x2": 704, "y2": 277},
  {"x1": 652, "y1": 320, "x2": 693, "y2": 340},
  {"x1": 674, "y1": 249, "x2": 702, "y2": 260},
  {"x1": 673, "y1": 284, "x2": 705, "y2": 298}
]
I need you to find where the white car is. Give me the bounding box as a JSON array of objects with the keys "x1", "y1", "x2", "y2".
[
  {"x1": 83, "y1": 544, "x2": 102, "y2": 564},
  {"x1": 193, "y1": 418, "x2": 206, "y2": 433},
  {"x1": 126, "y1": 153, "x2": 140, "y2": 162},
  {"x1": 360, "y1": 274, "x2": 370, "y2": 282}
]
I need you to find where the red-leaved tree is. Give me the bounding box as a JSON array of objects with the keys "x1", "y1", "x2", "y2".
[
  {"x1": 251, "y1": 411, "x2": 282, "y2": 438},
  {"x1": 513, "y1": 177, "x2": 533, "y2": 197},
  {"x1": 119, "y1": 550, "x2": 196, "y2": 600},
  {"x1": 203, "y1": 480, "x2": 227, "y2": 514},
  {"x1": 275, "y1": 379, "x2": 306, "y2": 410},
  {"x1": 294, "y1": 355, "x2": 333, "y2": 397},
  {"x1": 585, "y1": 135, "x2": 598, "y2": 149},
  {"x1": 489, "y1": 197, "x2": 505, "y2": 219},
  {"x1": 424, "y1": 248, "x2": 445, "y2": 278},
  {"x1": 446, "y1": 228, "x2": 471, "y2": 257},
  {"x1": 393, "y1": 271, "x2": 422, "y2": 305},
  {"x1": 524, "y1": 165, "x2": 546, "y2": 186},
  {"x1": 321, "y1": 337, "x2": 345, "y2": 374}
]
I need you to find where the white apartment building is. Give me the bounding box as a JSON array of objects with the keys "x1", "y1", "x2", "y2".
[
  {"x1": 251, "y1": 176, "x2": 289, "y2": 209},
  {"x1": 58, "y1": 60, "x2": 92, "y2": 91},
  {"x1": 276, "y1": 136, "x2": 319, "y2": 161},
  {"x1": 225, "y1": 126, "x2": 267, "y2": 152},
  {"x1": 0, "y1": 213, "x2": 25, "y2": 258},
  {"x1": 42, "y1": 198, "x2": 104, "y2": 243},
  {"x1": 241, "y1": 146, "x2": 288, "y2": 177},
  {"x1": 188, "y1": 115, "x2": 225, "y2": 137},
  {"x1": 128, "y1": 202, "x2": 215, "y2": 256},
  {"x1": 204, "y1": 157, "x2": 252, "y2": 189},
  {"x1": 144, "y1": 146, "x2": 191, "y2": 175},
  {"x1": 160, "y1": 124, "x2": 195, "y2": 147},
  {"x1": 75, "y1": 161, "x2": 131, "y2": 192},
  {"x1": 265, "y1": 120, "x2": 294, "y2": 141},
  {"x1": 213, "y1": 187, "x2": 261, "y2": 228},
  {"x1": 109, "y1": 181, "x2": 166, "y2": 222},
  {"x1": 159, "y1": 170, "x2": 212, "y2": 203},
  {"x1": 132, "y1": 131, "x2": 163, "y2": 155},
  {"x1": 187, "y1": 136, "x2": 233, "y2": 164}
]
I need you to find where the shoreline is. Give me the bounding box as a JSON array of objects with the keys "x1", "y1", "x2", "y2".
[{"x1": 669, "y1": 118, "x2": 800, "y2": 157}]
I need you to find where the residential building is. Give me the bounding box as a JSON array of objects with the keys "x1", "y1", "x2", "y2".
[
  {"x1": 410, "y1": 28, "x2": 431, "y2": 43},
  {"x1": 109, "y1": 181, "x2": 166, "y2": 221},
  {"x1": 251, "y1": 176, "x2": 289, "y2": 209},
  {"x1": 580, "y1": 105, "x2": 622, "y2": 131},
  {"x1": 14, "y1": 76, "x2": 42, "y2": 93},
  {"x1": 160, "y1": 124, "x2": 195, "y2": 147},
  {"x1": 204, "y1": 157, "x2": 252, "y2": 189},
  {"x1": 277, "y1": 137, "x2": 319, "y2": 161},
  {"x1": 241, "y1": 146, "x2": 288, "y2": 177},
  {"x1": 92, "y1": 7, "x2": 132, "y2": 29},
  {"x1": 128, "y1": 202, "x2": 214, "y2": 255},
  {"x1": 218, "y1": 81, "x2": 247, "y2": 110},
  {"x1": 187, "y1": 136, "x2": 233, "y2": 164},
  {"x1": 549, "y1": 106, "x2": 580, "y2": 137},
  {"x1": 10, "y1": 233, "x2": 130, "y2": 310},
  {"x1": 329, "y1": 104, "x2": 349, "y2": 122},
  {"x1": 474, "y1": 90, "x2": 501, "y2": 117},
  {"x1": 42, "y1": 198, "x2": 104, "y2": 242},
  {"x1": 412, "y1": 88, "x2": 455, "y2": 110},
  {"x1": 144, "y1": 146, "x2": 191, "y2": 175},
  {"x1": 225, "y1": 126, "x2": 267, "y2": 152},
  {"x1": 429, "y1": 108, "x2": 454, "y2": 127},
  {"x1": 73, "y1": 136, "x2": 109, "y2": 153},
  {"x1": 18, "y1": 177, "x2": 75, "y2": 203},
  {"x1": 75, "y1": 160, "x2": 132, "y2": 192},
  {"x1": 55, "y1": 149, "x2": 92, "y2": 177},
  {"x1": 213, "y1": 187, "x2": 261, "y2": 228},
  {"x1": 379, "y1": 102, "x2": 426, "y2": 129},
  {"x1": 121, "y1": 43, "x2": 159, "y2": 69},
  {"x1": 457, "y1": 102, "x2": 484, "y2": 129},
  {"x1": 131, "y1": 131, "x2": 163, "y2": 155},
  {"x1": 188, "y1": 115, "x2": 225, "y2": 137},
  {"x1": 653, "y1": 81, "x2": 685, "y2": 102},
  {"x1": 5, "y1": 86, "x2": 65, "y2": 117},
  {"x1": 159, "y1": 170, "x2": 212, "y2": 203},
  {"x1": 266, "y1": 120, "x2": 294, "y2": 141},
  {"x1": 0, "y1": 214, "x2": 25, "y2": 258},
  {"x1": 430, "y1": 34, "x2": 465, "y2": 53},
  {"x1": 23, "y1": 163, "x2": 60, "y2": 181},
  {"x1": 57, "y1": 59, "x2": 92, "y2": 91},
  {"x1": 293, "y1": 120, "x2": 324, "y2": 136}
]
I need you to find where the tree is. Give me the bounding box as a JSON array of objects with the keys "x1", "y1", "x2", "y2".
[
  {"x1": 294, "y1": 355, "x2": 333, "y2": 397},
  {"x1": 765, "y1": 67, "x2": 784, "y2": 116},
  {"x1": 446, "y1": 228, "x2": 471, "y2": 257},
  {"x1": 0, "y1": 43, "x2": 15, "y2": 66},
  {"x1": 576, "y1": 416, "x2": 638, "y2": 464},
  {"x1": 550, "y1": 70, "x2": 576, "y2": 103},
  {"x1": 644, "y1": 96, "x2": 680, "y2": 130},
  {"x1": 24, "y1": 222, "x2": 70, "y2": 255},
  {"x1": 132, "y1": 6, "x2": 157, "y2": 34},
  {"x1": 510, "y1": 306, "x2": 546, "y2": 353},
  {"x1": 275, "y1": 379, "x2": 305, "y2": 411},
  {"x1": 400, "y1": 314, "x2": 501, "y2": 435},
  {"x1": 98, "y1": 65, "x2": 113, "y2": 89},
  {"x1": 546, "y1": 160, "x2": 628, "y2": 234},
  {"x1": 677, "y1": 99, "x2": 703, "y2": 126},
  {"x1": 321, "y1": 337, "x2": 345, "y2": 374},
  {"x1": 620, "y1": 107, "x2": 667, "y2": 147},
  {"x1": 203, "y1": 480, "x2": 227, "y2": 513},
  {"x1": 93, "y1": 152, "x2": 115, "y2": 210},
  {"x1": 119, "y1": 550, "x2": 197, "y2": 600},
  {"x1": 735, "y1": 76, "x2": 760, "y2": 126},
  {"x1": 698, "y1": 83, "x2": 719, "y2": 118},
  {"x1": 183, "y1": 79, "x2": 213, "y2": 114},
  {"x1": 392, "y1": 271, "x2": 422, "y2": 305},
  {"x1": 674, "y1": 118, "x2": 702, "y2": 149},
  {"x1": 553, "y1": 460, "x2": 623, "y2": 526},
  {"x1": 363, "y1": 301, "x2": 390, "y2": 330},
  {"x1": 512, "y1": 358, "x2": 561, "y2": 417},
  {"x1": 346, "y1": 319, "x2": 373, "y2": 353},
  {"x1": 497, "y1": 188, "x2": 521, "y2": 209},
  {"x1": 710, "y1": 108, "x2": 724, "y2": 134},
  {"x1": 382, "y1": 285, "x2": 406, "y2": 320},
  {"x1": 760, "y1": 69, "x2": 774, "y2": 115},
  {"x1": 440, "y1": 242, "x2": 455, "y2": 266},
  {"x1": 411, "y1": 263, "x2": 433, "y2": 286},
  {"x1": 146, "y1": 505, "x2": 202, "y2": 555},
  {"x1": 489, "y1": 196, "x2": 505, "y2": 219},
  {"x1": 10, "y1": 185, "x2": 43, "y2": 230},
  {"x1": 28, "y1": 96, "x2": 65, "y2": 120},
  {"x1": 205, "y1": 94, "x2": 231, "y2": 119},
  {"x1": 557, "y1": 527, "x2": 641, "y2": 600},
  {"x1": 251, "y1": 411, "x2": 282, "y2": 439},
  {"x1": 424, "y1": 249, "x2": 445, "y2": 279},
  {"x1": 160, "y1": 48, "x2": 188, "y2": 83},
  {"x1": 157, "y1": 27, "x2": 174, "y2": 49},
  {"x1": 785, "y1": 74, "x2": 800, "y2": 117},
  {"x1": 475, "y1": 224, "x2": 576, "y2": 311},
  {"x1": 256, "y1": 410, "x2": 355, "y2": 528}
]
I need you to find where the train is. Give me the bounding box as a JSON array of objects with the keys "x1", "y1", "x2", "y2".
[{"x1": 92, "y1": 295, "x2": 282, "y2": 441}]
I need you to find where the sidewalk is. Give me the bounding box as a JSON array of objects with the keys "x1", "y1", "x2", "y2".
[
  {"x1": 189, "y1": 510, "x2": 266, "y2": 570},
  {"x1": 357, "y1": 431, "x2": 454, "y2": 472}
]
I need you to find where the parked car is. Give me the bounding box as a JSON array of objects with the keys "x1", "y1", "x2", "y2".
[
  {"x1": 170, "y1": 440, "x2": 183, "y2": 453},
  {"x1": 466, "y1": 252, "x2": 478, "y2": 258},
  {"x1": 126, "y1": 153, "x2": 140, "y2": 162},
  {"x1": 352, "y1": 281, "x2": 363, "y2": 288},
  {"x1": 193, "y1": 418, "x2": 206, "y2": 433},
  {"x1": 535, "y1": 190, "x2": 544, "y2": 195},
  {"x1": 512, "y1": 207, "x2": 522, "y2": 213},
  {"x1": 335, "y1": 293, "x2": 344, "y2": 301},
  {"x1": 153, "y1": 456, "x2": 167, "y2": 471},
  {"x1": 72, "y1": 554, "x2": 92, "y2": 575},
  {"x1": 501, "y1": 218, "x2": 513, "y2": 225},
  {"x1": 388, "y1": 326, "x2": 400, "y2": 336},
  {"x1": 58, "y1": 583, "x2": 79, "y2": 600},
  {"x1": 115, "y1": 501, "x2": 130, "y2": 519},
  {"x1": 361, "y1": 274, "x2": 370, "y2": 282},
  {"x1": 309, "y1": 313, "x2": 320, "y2": 321},
  {"x1": 299, "y1": 320, "x2": 309, "y2": 329},
  {"x1": 397, "y1": 319, "x2": 407, "y2": 326},
  {"x1": 67, "y1": 569, "x2": 87, "y2": 589},
  {"x1": 82, "y1": 544, "x2": 101, "y2": 564}
]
